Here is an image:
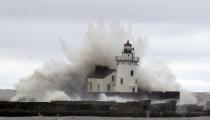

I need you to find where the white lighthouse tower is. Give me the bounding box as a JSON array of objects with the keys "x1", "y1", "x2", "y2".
[
  {"x1": 87, "y1": 40, "x2": 139, "y2": 93},
  {"x1": 114, "y1": 40, "x2": 140, "y2": 92}
]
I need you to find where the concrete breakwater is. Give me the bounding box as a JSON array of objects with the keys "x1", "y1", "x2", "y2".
[{"x1": 0, "y1": 100, "x2": 206, "y2": 117}]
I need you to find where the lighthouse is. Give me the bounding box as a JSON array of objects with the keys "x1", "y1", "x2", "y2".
[
  {"x1": 114, "y1": 40, "x2": 139, "y2": 92},
  {"x1": 87, "y1": 40, "x2": 140, "y2": 93}
]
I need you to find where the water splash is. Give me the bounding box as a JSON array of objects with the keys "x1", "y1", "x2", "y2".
[{"x1": 12, "y1": 21, "x2": 197, "y2": 104}]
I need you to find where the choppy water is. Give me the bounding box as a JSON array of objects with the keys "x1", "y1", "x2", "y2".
[{"x1": 0, "y1": 117, "x2": 209, "y2": 120}]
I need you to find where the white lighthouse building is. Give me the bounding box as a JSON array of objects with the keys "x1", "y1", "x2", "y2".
[{"x1": 87, "y1": 40, "x2": 140, "y2": 93}]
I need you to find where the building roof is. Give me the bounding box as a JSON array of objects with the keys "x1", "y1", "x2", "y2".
[
  {"x1": 124, "y1": 40, "x2": 132, "y2": 46},
  {"x1": 88, "y1": 65, "x2": 116, "y2": 79}
]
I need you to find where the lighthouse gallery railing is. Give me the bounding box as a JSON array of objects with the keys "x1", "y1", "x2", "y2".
[{"x1": 115, "y1": 56, "x2": 139, "y2": 62}]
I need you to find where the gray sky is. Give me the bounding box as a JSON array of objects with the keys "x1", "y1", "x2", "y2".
[{"x1": 0, "y1": 0, "x2": 210, "y2": 91}]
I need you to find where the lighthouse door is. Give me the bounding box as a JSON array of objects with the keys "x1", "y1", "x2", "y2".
[{"x1": 132, "y1": 87, "x2": 135, "y2": 92}]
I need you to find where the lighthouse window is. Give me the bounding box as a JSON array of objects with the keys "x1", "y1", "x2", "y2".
[
  {"x1": 135, "y1": 79, "x2": 137, "y2": 84},
  {"x1": 120, "y1": 78, "x2": 123, "y2": 84},
  {"x1": 112, "y1": 75, "x2": 115, "y2": 81},
  {"x1": 107, "y1": 84, "x2": 111, "y2": 91},
  {"x1": 89, "y1": 82, "x2": 92, "y2": 91},
  {"x1": 98, "y1": 84, "x2": 100, "y2": 91},
  {"x1": 131, "y1": 70, "x2": 134, "y2": 76}
]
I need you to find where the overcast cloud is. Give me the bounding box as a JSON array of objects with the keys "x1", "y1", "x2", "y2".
[
  {"x1": 0, "y1": 0, "x2": 210, "y2": 91},
  {"x1": 1, "y1": 0, "x2": 210, "y2": 23}
]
